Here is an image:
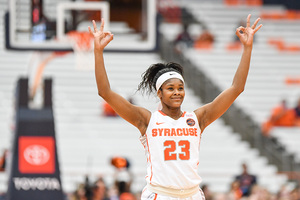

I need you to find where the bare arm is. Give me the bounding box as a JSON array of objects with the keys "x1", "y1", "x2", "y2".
[
  {"x1": 89, "y1": 19, "x2": 151, "y2": 135},
  {"x1": 194, "y1": 14, "x2": 262, "y2": 132}
]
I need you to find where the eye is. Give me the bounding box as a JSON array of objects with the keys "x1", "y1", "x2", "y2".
[
  {"x1": 167, "y1": 87, "x2": 173, "y2": 91},
  {"x1": 179, "y1": 87, "x2": 184, "y2": 91}
]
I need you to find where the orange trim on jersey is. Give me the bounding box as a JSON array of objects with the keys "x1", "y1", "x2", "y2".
[
  {"x1": 140, "y1": 137, "x2": 146, "y2": 149},
  {"x1": 142, "y1": 187, "x2": 147, "y2": 193},
  {"x1": 154, "y1": 193, "x2": 158, "y2": 200},
  {"x1": 158, "y1": 110, "x2": 167, "y2": 116},
  {"x1": 145, "y1": 133, "x2": 153, "y2": 183},
  {"x1": 140, "y1": 137, "x2": 148, "y2": 162},
  {"x1": 181, "y1": 111, "x2": 186, "y2": 117}
]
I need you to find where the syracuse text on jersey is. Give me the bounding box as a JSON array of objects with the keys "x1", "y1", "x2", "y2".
[{"x1": 152, "y1": 128, "x2": 198, "y2": 137}]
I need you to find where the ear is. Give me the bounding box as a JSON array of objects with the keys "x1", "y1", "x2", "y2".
[{"x1": 157, "y1": 89, "x2": 162, "y2": 99}]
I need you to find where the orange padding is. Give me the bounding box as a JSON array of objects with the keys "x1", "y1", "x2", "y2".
[
  {"x1": 224, "y1": 0, "x2": 262, "y2": 6},
  {"x1": 285, "y1": 77, "x2": 300, "y2": 85},
  {"x1": 268, "y1": 38, "x2": 300, "y2": 52},
  {"x1": 226, "y1": 41, "x2": 242, "y2": 51},
  {"x1": 224, "y1": 0, "x2": 240, "y2": 5},
  {"x1": 245, "y1": 0, "x2": 262, "y2": 6},
  {"x1": 194, "y1": 42, "x2": 213, "y2": 50}
]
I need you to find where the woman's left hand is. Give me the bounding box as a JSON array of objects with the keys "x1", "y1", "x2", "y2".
[{"x1": 236, "y1": 14, "x2": 262, "y2": 47}]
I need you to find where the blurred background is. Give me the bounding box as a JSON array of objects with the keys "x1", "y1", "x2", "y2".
[{"x1": 0, "y1": 0, "x2": 300, "y2": 199}]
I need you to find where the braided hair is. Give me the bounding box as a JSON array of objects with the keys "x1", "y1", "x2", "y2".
[{"x1": 137, "y1": 62, "x2": 184, "y2": 95}]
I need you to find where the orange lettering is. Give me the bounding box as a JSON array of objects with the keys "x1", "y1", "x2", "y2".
[
  {"x1": 158, "y1": 128, "x2": 163, "y2": 136},
  {"x1": 177, "y1": 128, "x2": 183, "y2": 136},
  {"x1": 152, "y1": 128, "x2": 198, "y2": 137},
  {"x1": 164, "y1": 140, "x2": 177, "y2": 160},
  {"x1": 194, "y1": 128, "x2": 198, "y2": 136},
  {"x1": 164, "y1": 128, "x2": 170, "y2": 136},
  {"x1": 189, "y1": 128, "x2": 194, "y2": 136},
  {"x1": 164, "y1": 140, "x2": 190, "y2": 161},
  {"x1": 171, "y1": 128, "x2": 176, "y2": 136},
  {"x1": 183, "y1": 128, "x2": 189, "y2": 136},
  {"x1": 152, "y1": 129, "x2": 157, "y2": 137}
]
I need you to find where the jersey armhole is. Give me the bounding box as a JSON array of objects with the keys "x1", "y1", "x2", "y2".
[{"x1": 192, "y1": 111, "x2": 203, "y2": 134}]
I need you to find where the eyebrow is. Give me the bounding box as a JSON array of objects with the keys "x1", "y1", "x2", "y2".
[{"x1": 165, "y1": 83, "x2": 184, "y2": 86}]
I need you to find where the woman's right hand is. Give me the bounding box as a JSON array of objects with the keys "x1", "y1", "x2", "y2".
[{"x1": 88, "y1": 18, "x2": 114, "y2": 51}]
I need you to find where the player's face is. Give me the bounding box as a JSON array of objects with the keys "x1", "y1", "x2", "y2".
[{"x1": 159, "y1": 78, "x2": 185, "y2": 108}]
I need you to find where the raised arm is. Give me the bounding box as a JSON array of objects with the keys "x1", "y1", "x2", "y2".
[
  {"x1": 194, "y1": 14, "x2": 262, "y2": 132},
  {"x1": 88, "y1": 19, "x2": 151, "y2": 135}
]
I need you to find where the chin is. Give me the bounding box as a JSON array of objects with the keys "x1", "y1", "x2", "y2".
[{"x1": 172, "y1": 103, "x2": 182, "y2": 108}]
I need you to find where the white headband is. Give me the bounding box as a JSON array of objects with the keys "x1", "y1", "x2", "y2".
[{"x1": 155, "y1": 71, "x2": 184, "y2": 91}]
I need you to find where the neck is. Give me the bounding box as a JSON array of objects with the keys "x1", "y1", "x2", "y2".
[{"x1": 161, "y1": 107, "x2": 182, "y2": 120}]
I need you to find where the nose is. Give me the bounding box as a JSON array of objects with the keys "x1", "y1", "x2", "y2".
[{"x1": 173, "y1": 89, "x2": 180, "y2": 95}]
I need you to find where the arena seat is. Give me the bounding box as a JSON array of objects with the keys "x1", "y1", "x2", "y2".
[{"x1": 0, "y1": 0, "x2": 291, "y2": 196}]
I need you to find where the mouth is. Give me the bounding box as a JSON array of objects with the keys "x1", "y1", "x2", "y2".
[{"x1": 171, "y1": 97, "x2": 182, "y2": 101}]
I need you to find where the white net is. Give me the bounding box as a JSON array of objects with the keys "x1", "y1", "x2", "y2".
[{"x1": 67, "y1": 31, "x2": 94, "y2": 71}]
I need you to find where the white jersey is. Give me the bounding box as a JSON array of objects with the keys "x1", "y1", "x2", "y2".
[{"x1": 140, "y1": 110, "x2": 203, "y2": 190}]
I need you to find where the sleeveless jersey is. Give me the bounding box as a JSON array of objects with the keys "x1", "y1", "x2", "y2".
[{"x1": 140, "y1": 110, "x2": 203, "y2": 189}]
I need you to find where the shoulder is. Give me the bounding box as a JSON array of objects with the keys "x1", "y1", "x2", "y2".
[
  {"x1": 136, "y1": 108, "x2": 152, "y2": 136},
  {"x1": 193, "y1": 106, "x2": 206, "y2": 122}
]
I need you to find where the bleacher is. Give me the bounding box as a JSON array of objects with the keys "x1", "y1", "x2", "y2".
[
  {"x1": 2, "y1": 50, "x2": 287, "y2": 193},
  {"x1": 0, "y1": 0, "x2": 294, "y2": 197},
  {"x1": 170, "y1": 0, "x2": 300, "y2": 176}
]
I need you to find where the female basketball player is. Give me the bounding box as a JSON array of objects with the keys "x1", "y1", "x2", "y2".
[{"x1": 88, "y1": 14, "x2": 262, "y2": 200}]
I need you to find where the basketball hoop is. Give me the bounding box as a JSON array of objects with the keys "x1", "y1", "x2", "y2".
[
  {"x1": 67, "y1": 31, "x2": 94, "y2": 71},
  {"x1": 28, "y1": 32, "x2": 94, "y2": 103}
]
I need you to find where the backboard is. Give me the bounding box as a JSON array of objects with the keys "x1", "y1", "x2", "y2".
[{"x1": 6, "y1": 0, "x2": 157, "y2": 52}]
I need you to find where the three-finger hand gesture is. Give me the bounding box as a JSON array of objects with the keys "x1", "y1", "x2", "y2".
[
  {"x1": 236, "y1": 14, "x2": 262, "y2": 47},
  {"x1": 88, "y1": 18, "x2": 114, "y2": 51}
]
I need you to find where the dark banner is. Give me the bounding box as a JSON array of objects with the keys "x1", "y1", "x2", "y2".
[
  {"x1": 6, "y1": 78, "x2": 64, "y2": 200},
  {"x1": 264, "y1": 0, "x2": 300, "y2": 9}
]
